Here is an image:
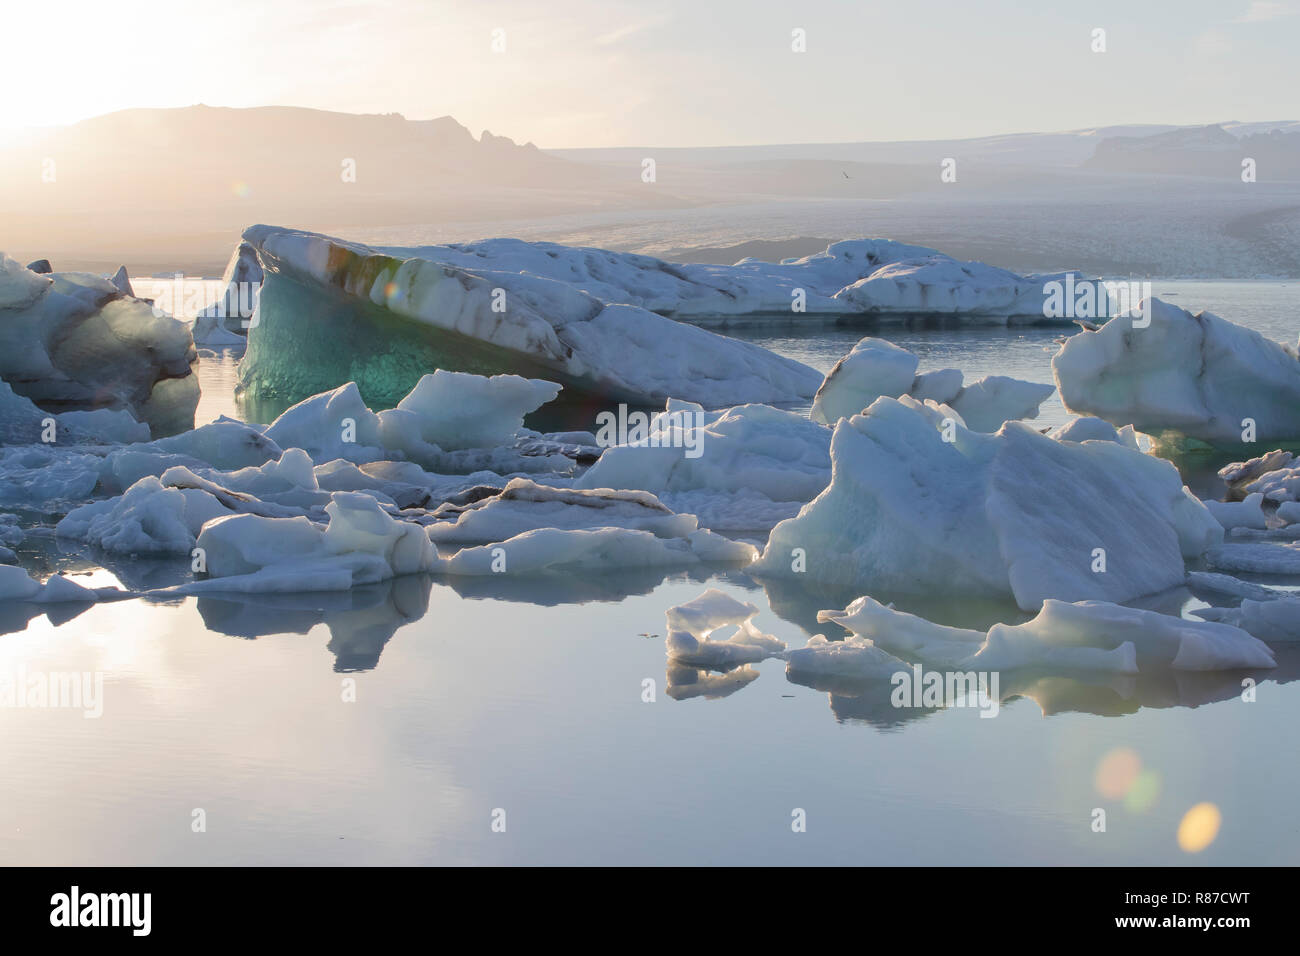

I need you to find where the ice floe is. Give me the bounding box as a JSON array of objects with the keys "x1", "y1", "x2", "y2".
[
  {"x1": 817, "y1": 595, "x2": 1276, "y2": 673},
  {"x1": 1195, "y1": 598, "x2": 1300, "y2": 641},
  {"x1": 810, "y1": 336, "x2": 1054, "y2": 431},
  {"x1": 753, "y1": 395, "x2": 1223, "y2": 610},
  {"x1": 663, "y1": 588, "x2": 786, "y2": 667},
  {"x1": 1053, "y1": 298, "x2": 1300, "y2": 446}
]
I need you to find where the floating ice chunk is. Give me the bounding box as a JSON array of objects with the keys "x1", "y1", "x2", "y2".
[
  {"x1": 237, "y1": 226, "x2": 822, "y2": 410},
  {"x1": 0, "y1": 252, "x2": 52, "y2": 309},
  {"x1": 910, "y1": 367, "x2": 965, "y2": 405},
  {"x1": 377, "y1": 370, "x2": 560, "y2": 453},
  {"x1": 57, "y1": 475, "x2": 230, "y2": 554},
  {"x1": 1246, "y1": 465, "x2": 1300, "y2": 503},
  {"x1": 1194, "y1": 598, "x2": 1300, "y2": 641},
  {"x1": 262, "y1": 382, "x2": 383, "y2": 464},
  {"x1": 189, "y1": 491, "x2": 436, "y2": 592},
  {"x1": 438, "y1": 526, "x2": 755, "y2": 575},
  {"x1": 817, "y1": 595, "x2": 985, "y2": 668},
  {"x1": 1049, "y1": 416, "x2": 1122, "y2": 443},
  {"x1": 109, "y1": 266, "x2": 133, "y2": 296},
  {"x1": 969, "y1": 600, "x2": 1274, "y2": 672},
  {"x1": 0, "y1": 445, "x2": 102, "y2": 505},
  {"x1": 0, "y1": 564, "x2": 41, "y2": 601},
  {"x1": 1186, "y1": 571, "x2": 1291, "y2": 602},
  {"x1": 783, "y1": 634, "x2": 909, "y2": 680},
  {"x1": 835, "y1": 256, "x2": 1061, "y2": 318},
  {"x1": 1207, "y1": 542, "x2": 1300, "y2": 574},
  {"x1": 810, "y1": 338, "x2": 919, "y2": 424},
  {"x1": 948, "y1": 376, "x2": 1055, "y2": 433},
  {"x1": 754, "y1": 395, "x2": 1223, "y2": 611},
  {"x1": 1218, "y1": 449, "x2": 1293, "y2": 498},
  {"x1": 0, "y1": 258, "x2": 199, "y2": 436},
  {"x1": 1053, "y1": 298, "x2": 1300, "y2": 445},
  {"x1": 809, "y1": 336, "x2": 1052, "y2": 430},
  {"x1": 0, "y1": 380, "x2": 147, "y2": 445},
  {"x1": 192, "y1": 240, "x2": 261, "y2": 344},
  {"x1": 35, "y1": 574, "x2": 96, "y2": 604},
  {"x1": 577, "y1": 401, "x2": 832, "y2": 530},
  {"x1": 1279, "y1": 502, "x2": 1300, "y2": 525},
  {"x1": 1204, "y1": 493, "x2": 1270, "y2": 531},
  {"x1": 148, "y1": 418, "x2": 283, "y2": 470},
  {"x1": 428, "y1": 478, "x2": 698, "y2": 545},
  {"x1": 663, "y1": 588, "x2": 786, "y2": 667}
]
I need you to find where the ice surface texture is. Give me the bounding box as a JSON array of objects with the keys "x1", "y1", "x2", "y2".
[
  {"x1": 235, "y1": 226, "x2": 823, "y2": 411},
  {"x1": 809, "y1": 335, "x2": 1054, "y2": 429},
  {"x1": 0, "y1": 253, "x2": 199, "y2": 437},
  {"x1": 753, "y1": 395, "x2": 1222, "y2": 611},
  {"x1": 1053, "y1": 297, "x2": 1300, "y2": 446}
]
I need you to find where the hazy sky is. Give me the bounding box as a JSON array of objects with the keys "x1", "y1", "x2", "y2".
[{"x1": 3, "y1": 0, "x2": 1298, "y2": 146}]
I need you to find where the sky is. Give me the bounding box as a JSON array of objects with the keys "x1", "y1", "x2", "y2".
[{"x1": 2, "y1": 0, "x2": 1298, "y2": 147}]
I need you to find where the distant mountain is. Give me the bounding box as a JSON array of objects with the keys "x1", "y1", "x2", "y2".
[
  {"x1": 0, "y1": 105, "x2": 633, "y2": 272},
  {"x1": 1086, "y1": 123, "x2": 1300, "y2": 179}
]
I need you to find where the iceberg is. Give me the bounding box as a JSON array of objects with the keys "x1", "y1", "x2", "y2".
[
  {"x1": 1053, "y1": 298, "x2": 1300, "y2": 446},
  {"x1": 575, "y1": 400, "x2": 832, "y2": 530},
  {"x1": 331, "y1": 234, "x2": 1062, "y2": 321},
  {"x1": 1195, "y1": 598, "x2": 1300, "y2": 641},
  {"x1": 191, "y1": 240, "x2": 261, "y2": 345},
  {"x1": 752, "y1": 395, "x2": 1223, "y2": 611},
  {"x1": 186, "y1": 492, "x2": 437, "y2": 593},
  {"x1": 0, "y1": 253, "x2": 199, "y2": 437},
  {"x1": 235, "y1": 226, "x2": 822, "y2": 411},
  {"x1": 809, "y1": 336, "x2": 1054, "y2": 429}
]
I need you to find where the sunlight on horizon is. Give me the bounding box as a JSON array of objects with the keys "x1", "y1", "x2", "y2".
[{"x1": 2, "y1": 0, "x2": 1299, "y2": 147}]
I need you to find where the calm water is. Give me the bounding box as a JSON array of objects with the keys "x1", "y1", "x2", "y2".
[{"x1": 3, "y1": 280, "x2": 1299, "y2": 865}]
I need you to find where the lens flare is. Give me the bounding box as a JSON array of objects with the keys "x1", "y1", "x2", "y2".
[
  {"x1": 1177, "y1": 802, "x2": 1222, "y2": 853},
  {"x1": 1095, "y1": 747, "x2": 1141, "y2": 799}
]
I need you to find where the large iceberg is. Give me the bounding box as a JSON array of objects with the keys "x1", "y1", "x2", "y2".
[
  {"x1": 1053, "y1": 298, "x2": 1300, "y2": 446},
  {"x1": 0, "y1": 253, "x2": 199, "y2": 436},
  {"x1": 339, "y1": 234, "x2": 1062, "y2": 321},
  {"x1": 235, "y1": 226, "x2": 823, "y2": 410},
  {"x1": 809, "y1": 336, "x2": 1054, "y2": 429},
  {"x1": 752, "y1": 395, "x2": 1223, "y2": 611}
]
